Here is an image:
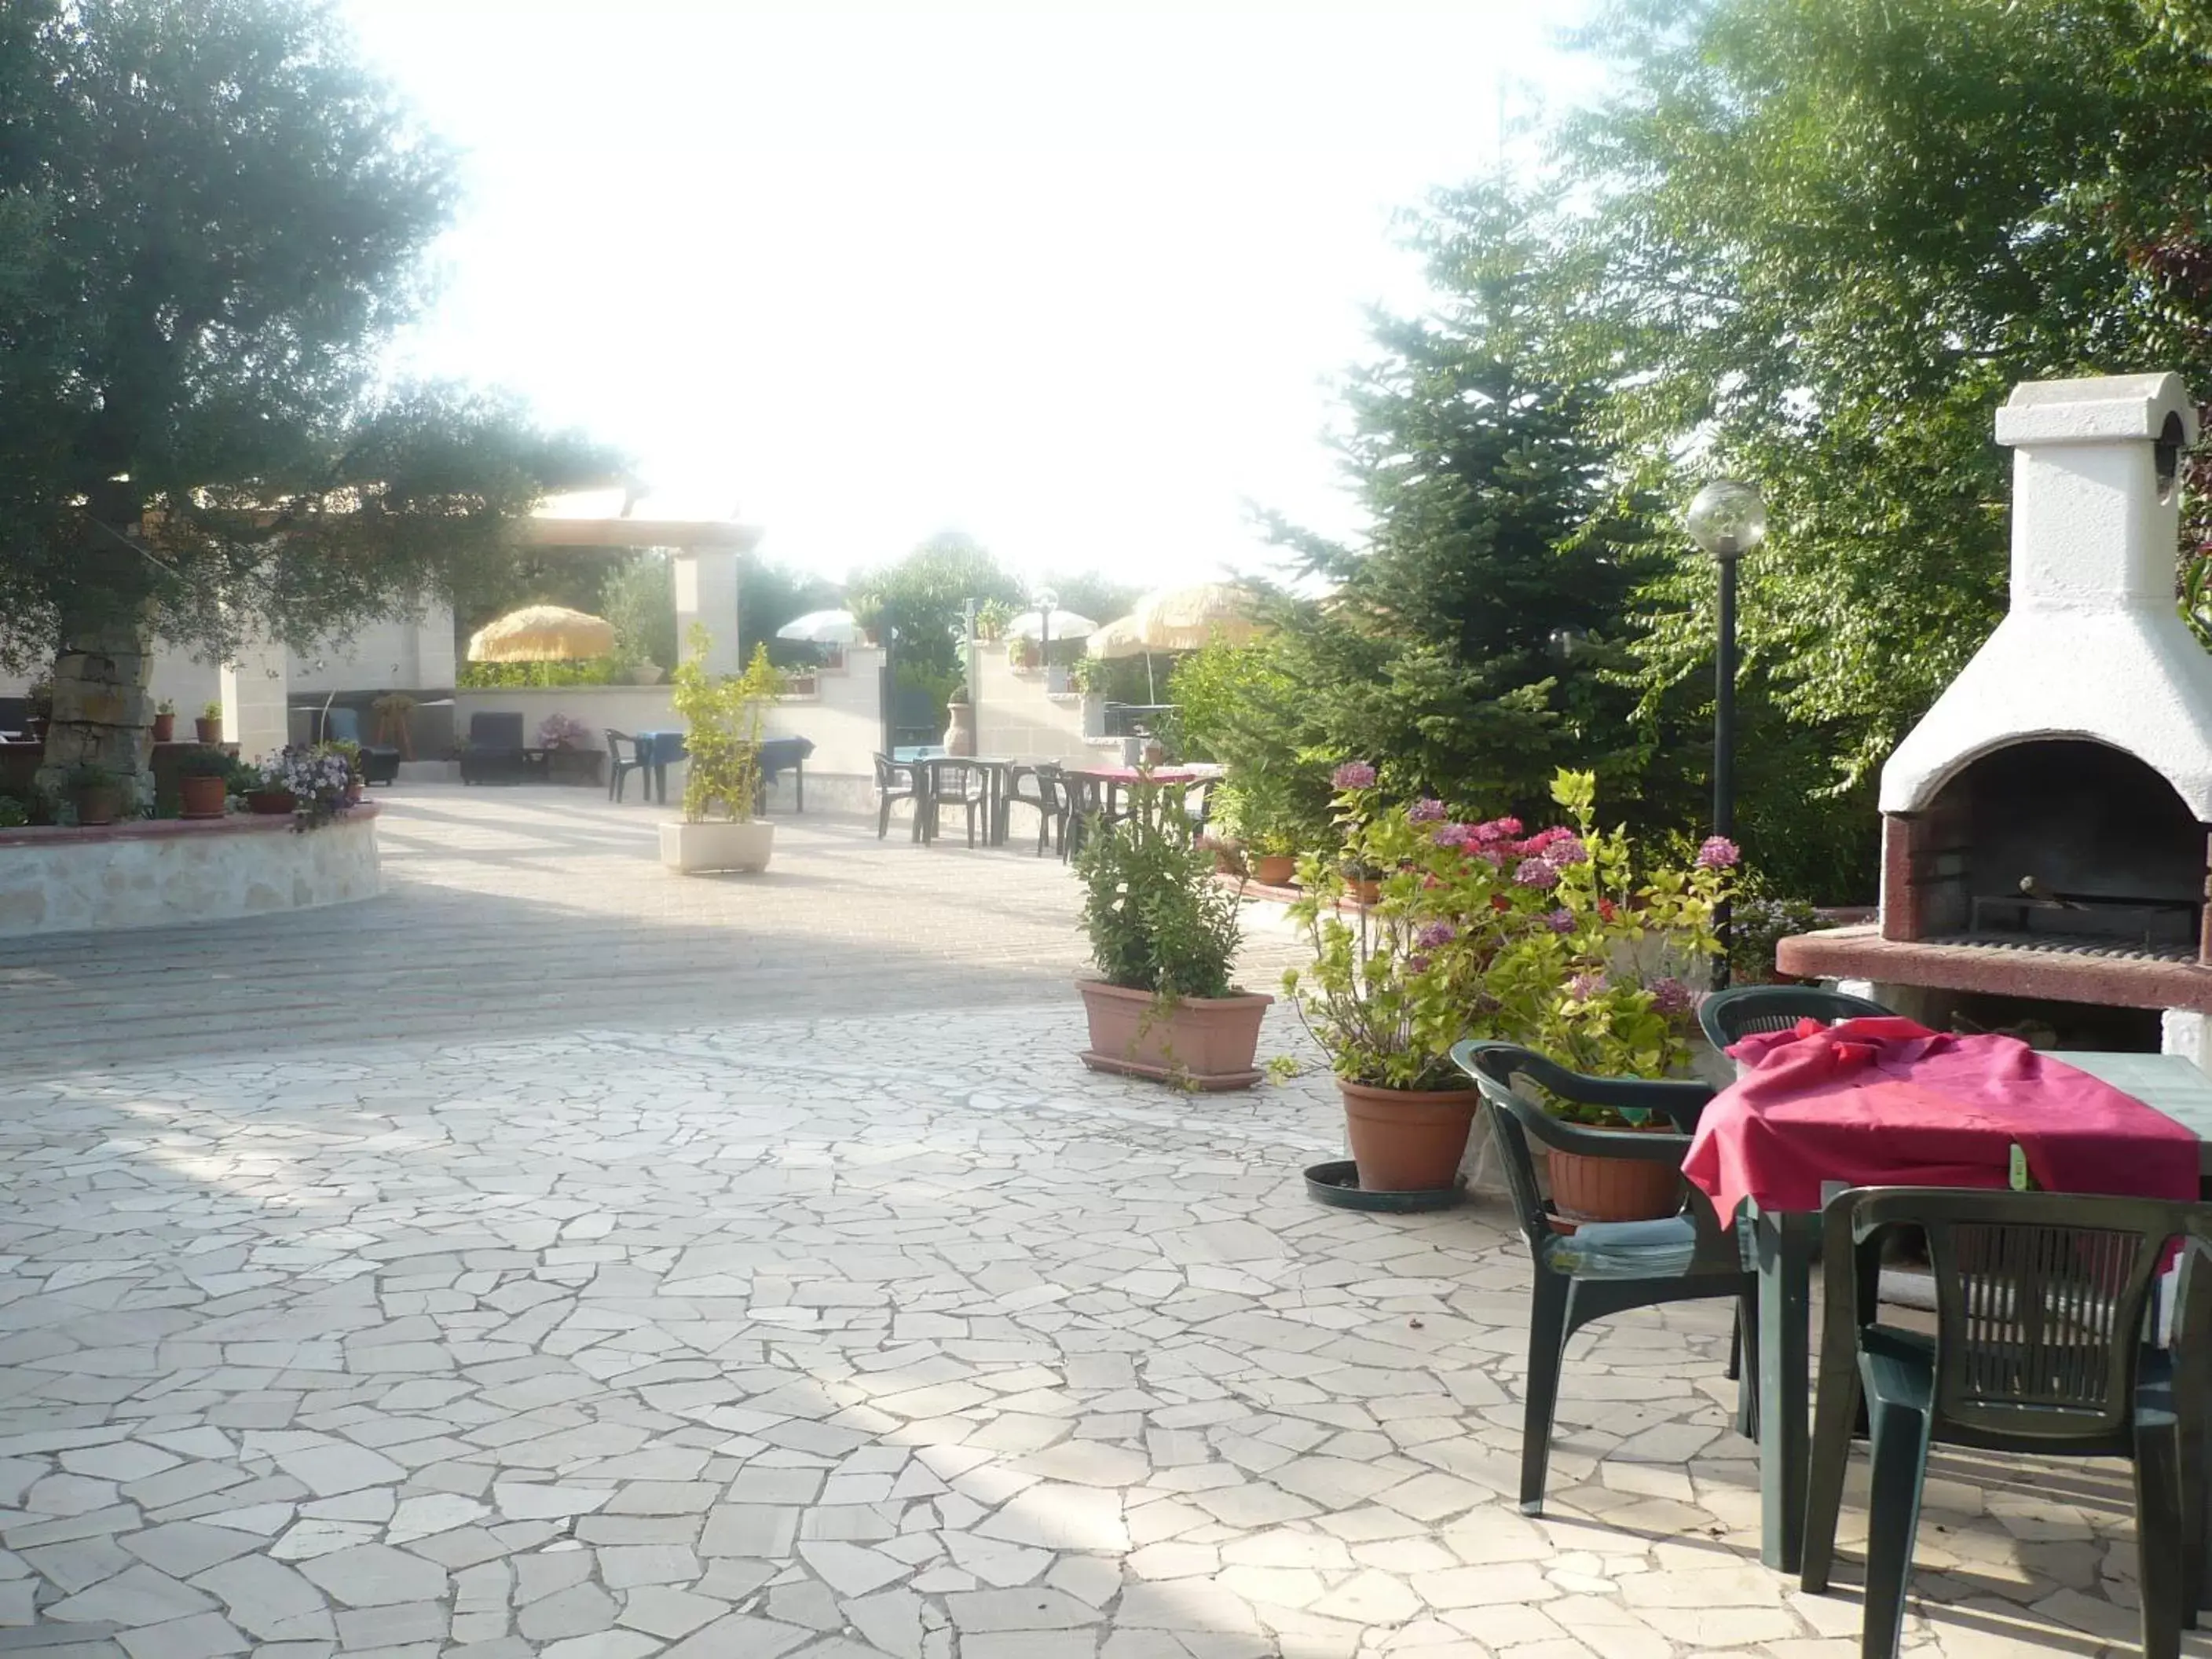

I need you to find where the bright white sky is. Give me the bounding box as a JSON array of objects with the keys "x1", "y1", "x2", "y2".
[{"x1": 340, "y1": 0, "x2": 1604, "y2": 590}]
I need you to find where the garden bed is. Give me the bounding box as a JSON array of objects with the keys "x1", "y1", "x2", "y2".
[{"x1": 0, "y1": 804, "x2": 382, "y2": 936}]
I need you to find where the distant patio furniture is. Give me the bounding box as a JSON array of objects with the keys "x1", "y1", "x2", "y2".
[
  {"x1": 317, "y1": 706, "x2": 401, "y2": 786},
  {"x1": 756, "y1": 736, "x2": 815, "y2": 813},
  {"x1": 921, "y1": 758, "x2": 987, "y2": 848},
  {"x1": 1453, "y1": 1039, "x2": 1756, "y2": 1516},
  {"x1": 633, "y1": 730, "x2": 687, "y2": 804},
  {"x1": 1800, "y1": 1186, "x2": 2212, "y2": 1659},
  {"x1": 1005, "y1": 763, "x2": 1070, "y2": 856},
  {"x1": 606, "y1": 731, "x2": 651, "y2": 802},
  {"x1": 874, "y1": 753, "x2": 923, "y2": 840},
  {"x1": 460, "y1": 712, "x2": 530, "y2": 786}
]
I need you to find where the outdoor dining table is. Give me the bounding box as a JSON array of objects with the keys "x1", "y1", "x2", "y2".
[
  {"x1": 1061, "y1": 763, "x2": 1221, "y2": 822},
  {"x1": 632, "y1": 730, "x2": 687, "y2": 805},
  {"x1": 1682, "y1": 1020, "x2": 2212, "y2": 1574}
]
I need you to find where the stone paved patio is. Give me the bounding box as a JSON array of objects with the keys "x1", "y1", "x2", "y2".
[{"x1": 0, "y1": 787, "x2": 2196, "y2": 1657}]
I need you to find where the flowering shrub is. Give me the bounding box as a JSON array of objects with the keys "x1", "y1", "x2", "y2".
[
  {"x1": 538, "y1": 712, "x2": 593, "y2": 749},
  {"x1": 259, "y1": 745, "x2": 353, "y2": 832},
  {"x1": 1282, "y1": 767, "x2": 1736, "y2": 1093}
]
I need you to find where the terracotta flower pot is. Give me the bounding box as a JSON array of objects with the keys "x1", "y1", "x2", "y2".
[
  {"x1": 178, "y1": 775, "x2": 228, "y2": 819},
  {"x1": 151, "y1": 713, "x2": 176, "y2": 743},
  {"x1": 71, "y1": 785, "x2": 123, "y2": 827},
  {"x1": 1348, "y1": 877, "x2": 1382, "y2": 906},
  {"x1": 1251, "y1": 853, "x2": 1296, "y2": 887},
  {"x1": 194, "y1": 716, "x2": 222, "y2": 744},
  {"x1": 1547, "y1": 1133, "x2": 1683, "y2": 1225},
  {"x1": 247, "y1": 789, "x2": 296, "y2": 815},
  {"x1": 1339, "y1": 1080, "x2": 1479, "y2": 1192},
  {"x1": 1077, "y1": 980, "x2": 1273, "y2": 1090}
]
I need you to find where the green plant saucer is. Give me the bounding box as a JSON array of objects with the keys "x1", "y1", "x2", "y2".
[{"x1": 1303, "y1": 1159, "x2": 1465, "y2": 1213}]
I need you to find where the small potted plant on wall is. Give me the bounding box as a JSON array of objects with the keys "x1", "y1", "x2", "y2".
[
  {"x1": 66, "y1": 764, "x2": 124, "y2": 826},
  {"x1": 151, "y1": 699, "x2": 177, "y2": 744},
  {"x1": 175, "y1": 747, "x2": 232, "y2": 819},
  {"x1": 660, "y1": 629, "x2": 783, "y2": 874},
  {"x1": 1284, "y1": 765, "x2": 1734, "y2": 1203},
  {"x1": 195, "y1": 700, "x2": 223, "y2": 744},
  {"x1": 1073, "y1": 774, "x2": 1272, "y2": 1089},
  {"x1": 974, "y1": 598, "x2": 1013, "y2": 643}
]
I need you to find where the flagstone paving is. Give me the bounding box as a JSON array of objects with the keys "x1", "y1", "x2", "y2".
[{"x1": 0, "y1": 786, "x2": 2196, "y2": 1656}]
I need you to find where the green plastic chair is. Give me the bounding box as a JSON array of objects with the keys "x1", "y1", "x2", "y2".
[
  {"x1": 1697, "y1": 983, "x2": 1892, "y2": 1052},
  {"x1": 1800, "y1": 1187, "x2": 2212, "y2": 1659},
  {"x1": 1452, "y1": 1040, "x2": 1759, "y2": 1515}
]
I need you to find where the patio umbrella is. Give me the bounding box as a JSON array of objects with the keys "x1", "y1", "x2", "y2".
[
  {"x1": 1007, "y1": 607, "x2": 1097, "y2": 641},
  {"x1": 1130, "y1": 581, "x2": 1264, "y2": 651},
  {"x1": 776, "y1": 608, "x2": 862, "y2": 645},
  {"x1": 1086, "y1": 613, "x2": 1159, "y2": 700},
  {"x1": 467, "y1": 605, "x2": 617, "y2": 663}
]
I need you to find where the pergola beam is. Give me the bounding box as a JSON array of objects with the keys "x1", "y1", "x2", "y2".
[{"x1": 520, "y1": 518, "x2": 760, "y2": 551}]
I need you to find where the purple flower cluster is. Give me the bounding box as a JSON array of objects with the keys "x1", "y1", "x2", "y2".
[
  {"x1": 1697, "y1": 835, "x2": 1741, "y2": 870},
  {"x1": 1514, "y1": 858, "x2": 1559, "y2": 890},
  {"x1": 1544, "y1": 908, "x2": 1576, "y2": 934},
  {"x1": 1649, "y1": 976, "x2": 1694, "y2": 1016},
  {"x1": 1331, "y1": 760, "x2": 1378, "y2": 790},
  {"x1": 1568, "y1": 970, "x2": 1609, "y2": 1002},
  {"x1": 1413, "y1": 921, "x2": 1457, "y2": 950},
  {"x1": 1406, "y1": 797, "x2": 1448, "y2": 823}
]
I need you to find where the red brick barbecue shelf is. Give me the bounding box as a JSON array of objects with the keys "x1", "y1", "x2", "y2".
[{"x1": 1778, "y1": 923, "x2": 2212, "y2": 1013}]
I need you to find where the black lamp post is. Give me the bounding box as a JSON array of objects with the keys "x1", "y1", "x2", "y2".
[
  {"x1": 1685, "y1": 478, "x2": 1767, "y2": 987},
  {"x1": 1034, "y1": 586, "x2": 1059, "y2": 658}
]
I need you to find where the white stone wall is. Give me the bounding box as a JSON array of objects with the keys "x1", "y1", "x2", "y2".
[
  {"x1": 973, "y1": 641, "x2": 1111, "y2": 762},
  {"x1": 0, "y1": 809, "x2": 383, "y2": 937}
]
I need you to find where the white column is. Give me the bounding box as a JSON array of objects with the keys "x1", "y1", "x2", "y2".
[
  {"x1": 221, "y1": 631, "x2": 290, "y2": 760},
  {"x1": 673, "y1": 549, "x2": 741, "y2": 674},
  {"x1": 415, "y1": 606, "x2": 457, "y2": 688}
]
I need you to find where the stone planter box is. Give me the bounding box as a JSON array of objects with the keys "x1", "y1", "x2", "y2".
[
  {"x1": 0, "y1": 805, "x2": 382, "y2": 936},
  {"x1": 659, "y1": 819, "x2": 775, "y2": 874}
]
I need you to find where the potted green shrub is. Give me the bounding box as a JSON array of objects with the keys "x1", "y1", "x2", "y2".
[
  {"x1": 67, "y1": 764, "x2": 124, "y2": 826},
  {"x1": 195, "y1": 700, "x2": 223, "y2": 744},
  {"x1": 175, "y1": 746, "x2": 233, "y2": 819},
  {"x1": 152, "y1": 698, "x2": 177, "y2": 744},
  {"x1": 659, "y1": 630, "x2": 784, "y2": 874},
  {"x1": 974, "y1": 598, "x2": 1013, "y2": 642},
  {"x1": 1073, "y1": 774, "x2": 1272, "y2": 1089},
  {"x1": 1284, "y1": 765, "x2": 1734, "y2": 1199}
]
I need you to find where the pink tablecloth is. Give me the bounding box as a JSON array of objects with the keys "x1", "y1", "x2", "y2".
[{"x1": 1682, "y1": 1017, "x2": 2202, "y2": 1224}]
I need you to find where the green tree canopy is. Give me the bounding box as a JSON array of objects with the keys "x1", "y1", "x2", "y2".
[
  {"x1": 849, "y1": 531, "x2": 1024, "y2": 687},
  {"x1": 1, "y1": 0, "x2": 615, "y2": 791},
  {"x1": 1557, "y1": 0, "x2": 2212, "y2": 789}
]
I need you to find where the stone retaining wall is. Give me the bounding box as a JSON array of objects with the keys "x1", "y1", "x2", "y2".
[{"x1": 0, "y1": 804, "x2": 382, "y2": 936}]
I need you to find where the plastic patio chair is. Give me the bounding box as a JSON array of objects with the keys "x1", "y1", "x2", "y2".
[
  {"x1": 1800, "y1": 1187, "x2": 2212, "y2": 1659},
  {"x1": 1005, "y1": 763, "x2": 1069, "y2": 855},
  {"x1": 925, "y1": 759, "x2": 986, "y2": 847},
  {"x1": 606, "y1": 731, "x2": 653, "y2": 802},
  {"x1": 1698, "y1": 983, "x2": 1893, "y2": 1052},
  {"x1": 1451, "y1": 1040, "x2": 1759, "y2": 1514},
  {"x1": 873, "y1": 753, "x2": 922, "y2": 840}
]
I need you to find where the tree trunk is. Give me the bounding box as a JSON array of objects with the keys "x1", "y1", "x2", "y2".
[{"x1": 33, "y1": 493, "x2": 158, "y2": 812}]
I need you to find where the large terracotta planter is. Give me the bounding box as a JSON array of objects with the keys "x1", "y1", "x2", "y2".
[
  {"x1": 1077, "y1": 980, "x2": 1272, "y2": 1090},
  {"x1": 178, "y1": 775, "x2": 228, "y2": 819},
  {"x1": 1547, "y1": 1133, "x2": 1683, "y2": 1225},
  {"x1": 247, "y1": 789, "x2": 296, "y2": 815},
  {"x1": 1251, "y1": 854, "x2": 1296, "y2": 887},
  {"x1": 1339, "y1": 1081, "x2": 1480, "y2": 1192},
  {"x1": 660, "y1": 819, "x2": 775, "y2": 874}
]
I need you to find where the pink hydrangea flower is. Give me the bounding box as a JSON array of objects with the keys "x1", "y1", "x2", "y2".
[
  {"x1": 1544, "y1": 833, "x2": 1589, "y2": 866},
  {"x1": 1650, "y1": 976, "x2": 1694, "y2": 1016},
  {"x1": 1331, "y1": 760, "x2": 1378, "y2": 790},
  {"x1": 1430, "y1": 822, "x2": 1473, "y2": 848},
  {"x1": 1406, "y1": 797, "x2": 1448, "y2": 823},
  {"x1": 1414, "y1": 921, "x2": 1457, "y2": 950},
  {"x1": 1514, "y1": 858, "x2": 1559, "y2": 890},
  {"x1": 1472, "y1": 817, "x2": 1522, "y2": 843},
  {"x1": 1406, "y1": 954, "x2": 1430, "y2": 974},
  {"x1": 1696, "y1": 835, "x2": 1741, "y2": 869},
  {"x1": 1568, "y1": 970, "x2": 1609, "y2": 1002}
]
